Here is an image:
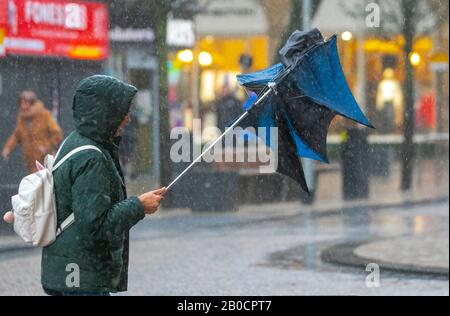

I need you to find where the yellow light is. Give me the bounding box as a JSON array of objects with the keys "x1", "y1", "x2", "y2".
[
  {"x1": 199, "y1": 51, "x2": 213, "y2": 66},
  {"x1": 177, "y1": 49, "x2": 194, "y2": 63},
  {"x1": 341, "y1": 31, "x2": 353, "y2": 42},
  {"x1": 410, "y1": 52, "x2": 421, "y2": 66}
]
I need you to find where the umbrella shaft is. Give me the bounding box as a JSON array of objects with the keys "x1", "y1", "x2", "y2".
[
  {"x1": 255, "y1": 87, "x2": 274, "y2": 105},
  {"x1": 166, "y1": 111, "x2": 249, "y2": 190}
]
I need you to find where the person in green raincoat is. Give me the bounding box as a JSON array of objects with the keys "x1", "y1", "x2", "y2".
[{"x1": 41, "y1": 75, "x2": 166, "y2": 295}]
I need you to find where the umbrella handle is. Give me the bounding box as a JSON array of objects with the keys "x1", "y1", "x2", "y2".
[{"x1": 166, "y1": 85, "x2": 275, "y2": 191}]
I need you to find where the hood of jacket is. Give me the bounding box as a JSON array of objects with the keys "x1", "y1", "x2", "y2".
[{"x1": 73, "y1": 75, "x2": 138, "y2": 145}]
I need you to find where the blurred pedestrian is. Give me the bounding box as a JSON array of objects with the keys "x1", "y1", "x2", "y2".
[
  {"x1": 2, "y1": 91, "x2": 63, "y2": 173},
  {"x1": 416, "y1": 89, "x2": 436, "y2": 132}
]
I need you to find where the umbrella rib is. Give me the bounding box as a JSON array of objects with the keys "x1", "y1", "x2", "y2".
[{"x1": 285, "y1": 95, "x2": 308, "y2": 101}]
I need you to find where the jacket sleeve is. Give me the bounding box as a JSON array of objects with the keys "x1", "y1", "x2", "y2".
[
  {"x1": 70, "y1": 154, "x2": 145, "y2": 241},
  {"x1": 3, "y1": 127, "x2": 21, "y2": 152},
  {"x1": 45, "y1": 111, "x2": 63, "y2": 150}
]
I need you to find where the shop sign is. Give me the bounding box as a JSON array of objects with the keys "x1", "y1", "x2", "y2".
[
  {"x1": 0, "y1": 0, "x2": 7, "y2": 56},
  {"x1": 2, "y1": 0, "x2": 109, "y2": 60}
]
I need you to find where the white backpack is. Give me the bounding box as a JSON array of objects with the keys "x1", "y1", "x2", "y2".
[{"x1": 11, "y1": 143, "x2": 102, "y2": 247}]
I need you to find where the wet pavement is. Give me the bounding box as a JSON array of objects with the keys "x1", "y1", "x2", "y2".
[{"x1": 0, "y1": 201, "x2": 448, "y2": 296}]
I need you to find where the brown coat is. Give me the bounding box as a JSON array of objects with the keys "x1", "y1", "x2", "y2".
[{"x1": 3, "y1": 101, "x2": 63, "y2": 173}]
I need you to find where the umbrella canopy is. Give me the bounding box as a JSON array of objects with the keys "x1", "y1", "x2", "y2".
[{"x1": 237, "y1": 29, "x2": 372, "y2": 193}]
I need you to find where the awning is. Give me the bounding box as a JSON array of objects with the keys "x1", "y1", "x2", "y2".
[
  {"x1": 313, "y1": 0, "x2": 366, "y2": 34},
  {"x1": 195, "y1": 0, "x2": 268, "y2": 36}
]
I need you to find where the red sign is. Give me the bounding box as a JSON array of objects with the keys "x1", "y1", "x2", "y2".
[
  {"x1": 0, "y1": 0, "x2": 7, "y2": 28},
  {"x1": 2, "y1": 0, "x2": 109, "y2": 60}
]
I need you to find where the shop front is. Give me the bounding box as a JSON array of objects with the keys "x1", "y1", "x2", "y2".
[
  {"x1": 313, "y1": 0, "x2": 449, "y2": 182},
  {"x1": 168, "y1": 0, "x2": 269, "y2": 138},
  {"x1": 165, "y1": 0, "x2": 308, "y2": 209},
  {"x1": 107, "y1": 27, "x2": 160, "y2": 184}
]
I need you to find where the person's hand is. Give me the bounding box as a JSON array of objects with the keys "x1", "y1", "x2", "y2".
[
  {"x1": 36, "y1": 161, "x2": 45, "y2": 171},
  {"x1": 139, "y1": 187, "x2": 167, "y2": 215},
  {"x1": 2, "y1": 148, "x2": 10, "y2": 161},
  {"x1": 38, "y1": 145, "x2": 47, "y2": 155}
]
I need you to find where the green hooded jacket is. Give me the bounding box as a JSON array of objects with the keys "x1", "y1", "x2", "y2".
[{"x1": 41, "y1": 75, "x2": 145, "y2": 293}]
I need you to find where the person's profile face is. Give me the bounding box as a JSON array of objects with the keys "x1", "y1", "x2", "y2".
[{"x1": 115, "y1": 98, "x2": 136, "y2": 137}]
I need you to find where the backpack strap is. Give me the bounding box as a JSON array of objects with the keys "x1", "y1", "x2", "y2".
[{"x1": 52, "y1": 144, "x2": 103, "y2": 236}]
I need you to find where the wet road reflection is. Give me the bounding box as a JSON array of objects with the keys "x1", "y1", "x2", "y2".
[
  {"x1": 133, "y1": 202, "x2": 449, "y2": 277},
  {"x1": 0, "y1": 202, "x2": 447, "y2": 295}
]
